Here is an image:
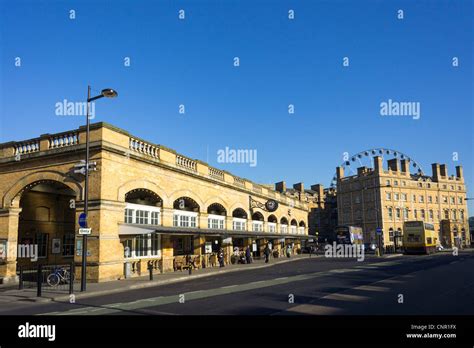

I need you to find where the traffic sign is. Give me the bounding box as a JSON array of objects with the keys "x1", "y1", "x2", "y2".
[
  {"x1": 79, "y1": 228, "x2": 91, "y2": 235},
  {"x1": 78, "y1": 213, "x2": 87, "y2": 228},
  {"x1": 376, "y1": 228, "x2": 383, "y2": 235}
]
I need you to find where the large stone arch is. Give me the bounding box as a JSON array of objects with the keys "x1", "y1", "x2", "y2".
[
  {"x1": 167, "y1": 189, "x2": 204, "y2": 210},
  {"x1": 203, "y1": 197, "x2": 230, "y2": 215},
  {"x1": 117, "y1": 179, "x2": 169, "y2": 205},
  {"x1": 3, "y1": 170, "x2": 83, "y2": 208}
]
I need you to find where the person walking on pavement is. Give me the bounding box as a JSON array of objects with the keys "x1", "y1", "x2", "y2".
[
  {"x1": 245, "y1": 245, "x2": 252, "y2": 264},
  {"x1": 264, "y1": 244, "x2": 271, "y2": 263},
  {"x1": 218, "y1": 248, "x2": 225, "y2": 267},
  {"x1": 286, "y1": 245, "x2": 291, "y2": 258}
]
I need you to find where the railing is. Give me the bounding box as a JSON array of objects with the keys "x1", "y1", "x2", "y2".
[
  {"x1": 49, "y1": 133, "x2": 79, "y2": 149},
  {"x1": 234, "y1": 176, "x2": 245, "y2": 187},
  {"x1": 209, "y1": 167, "x2": 224, "y2": 181},
  {"x1": 129, "y1": 137, "x2": 159, "y2": 159},
  {"x1": 14, "y1": 140, "x2": 40, "y2": 155},
  {"x1": 176, "y1": 155, "x2": 197, "y2": 172}
]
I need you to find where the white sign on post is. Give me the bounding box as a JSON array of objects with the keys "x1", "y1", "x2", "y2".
[{"x1": 79, "y1": 228, "x2": 91, "y2": 235}]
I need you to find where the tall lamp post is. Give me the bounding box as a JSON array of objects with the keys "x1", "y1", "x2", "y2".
[{"x1": 81, "y1": 86, "x2": 118, "y2": 292}]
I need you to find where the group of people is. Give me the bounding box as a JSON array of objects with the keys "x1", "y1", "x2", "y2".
[{"x1": 217, "y1": 244, "x2": 294, "y2": 267}]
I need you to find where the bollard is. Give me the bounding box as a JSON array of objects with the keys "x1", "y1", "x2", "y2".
[
  {"x1": 36, "y1": 264, "x2": 42, "y2": 297},
  {"x1": 149, "y1": 264, "x2": 153, "y2": 281},
  {"x1": 188, "y1": 265, "x2": 192, "y2": 275},
  {"x1": 19, "y1": 266, "x2": 23, "y2": 290}
]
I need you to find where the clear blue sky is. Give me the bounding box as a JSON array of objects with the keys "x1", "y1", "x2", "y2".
[{"x1": 1, "y1": 0, "x2": 473, "y2": 212}]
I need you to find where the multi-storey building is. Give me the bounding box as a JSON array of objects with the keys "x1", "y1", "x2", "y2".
[
  {"x1": 0, "y1": 122, "x2": 308, "y2": 283},
  {"x1": 336, "y1": 156, "x2": 470, "y2": 248}
]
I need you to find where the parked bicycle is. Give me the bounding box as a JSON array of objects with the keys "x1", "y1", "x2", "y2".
[{"x1": 47, "y1": 267, "x2": 74, "y2": 287}]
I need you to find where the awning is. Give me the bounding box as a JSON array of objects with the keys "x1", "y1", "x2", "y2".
[
  {"x1": 118, "y1": 225, "x2": 156, "y2": 235},
  {"x1": 118, "y1": 223, "x2": 310, "y2": 240}
]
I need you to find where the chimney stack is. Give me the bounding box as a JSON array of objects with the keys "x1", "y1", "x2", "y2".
[
  {"x1": 440, "y1": 164, "x2": 447, "y2": 177},
  {"x1": 293, "y1": 182, "x2": 304, "y2": 192},
  {"x1": 374, "y1": 156, "x2": 383, "y2": 174},
  {"x1": 336, "y1": 166, "x2": 344, "y2": 180},
  {"x1": 387, "y1": 158, "x2": 399, "y2": 172},
  {"x1": 400, "y1": 159, "x2": 410, "y2": 174},
  {"x1": 456, "y1": 166, "x2": 463, "y2": 179},
  {"x1": 275, "y1": 181, "x2": 286, "y2": 193},
  {"x1": 431, "y1": 163, "x2": 441, "y2": 181}
]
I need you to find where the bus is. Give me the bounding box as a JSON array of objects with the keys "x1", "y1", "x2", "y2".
[
  {"x1": 335, "y1": 225, "x2": 364, "y2": 245},
  {"x1": 403, "y1": 221, "x2": 438, "y2": 254}
]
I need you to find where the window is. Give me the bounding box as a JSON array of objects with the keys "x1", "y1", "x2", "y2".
[
  {"x1": 389, "y1": 229, "x2": 394, "y2": 242},
  {"x1": 443, "y1": 196, "x2": 448, "y2": 203},
  {"x1": 173, "y1": 211, "x2": 197, "y2": 227},
  {"x1": 435, "y1": 196, "x2": 439, "y2": 203},
  {"x1": 268, "y1": 223, "x2": 277, "y2": 233},
  {"x1": 233, "y1": 219, "x2": 246, "y2": 231},
  {"x1": 442, "y1": 185, "x2": 447, "y2": 189},
  {"x1": 135, "y1": 234, "x2": 147, "y2": 257},
  {"x1": 396, "y1": 208, "x2": 401, "y2": 220},
  {"x1": 452, "y1": 210, "x2": 457, "y2": 220},
  {"x1": 429, "y1": 210, "x2": 434, "y2": 221},
  {"x1": 125, "y1": 209, "x2": 134, "y2": 223},
  {"x1": 151, "y1": 234, "x2": 160, "y2": 256},
  {"x1": 35, "y1": 233, "x2": 48, "y2": 258},
  {"x1": 394, "y1": 193, "x2": 399, "y2": 201},
  {"x1": 401, "y1": 193, "x2": 407, "y2": 201},
  {"x1": 458, "y1": 197, "x2": 463, "y2": 204},
  {"x1": 427, "y1": 183, "x2": 431, "y2": 188},
  {"x1": 394, "y1": 180, "x2": 398, "y2": 186},
  {"x1": 419, "y1": 195, "x2": 424, "y2": 203},
  {"x1": 460, "y1": 210, "x2": 464, "y2": 221},
  {"x1": 252, "y1": 221, "x2": 263, "y2": 232},
  {"x1": 402, "y1": 181, "x2": 406, "y2": 186},
  {"x1": 458, "y1": 186, "x2": 462, "y2": 191},
  {"x1": 386, "y1": 192, "x2": 391, "y2": 200},
  {"x1": 421, "y1": 209, "x2": 425, "y2": 219},
  {"x1": 404, "y1": 208, "x2": 409, "y2": 220},
  {"x1": 62, "y1": 233, "x2": 75, "y2": 257},
  {"x1": 450, "y1": 197, "x2": 455, "y2": 204},
  {"x1": 386, "y1": 180, "x2": 391, "y2": 186},
  {"x1": 151, "y1": 211, "x2": 160, "y2": 225},
  {"x1": 355, "y1": 195, "x2": 360, "y2": 204},
  {"x1": 450, "y1": 185, "x2": 454, "y2": 190},
  {"x1": 414, "y1": 209, "x2": 418, "y2": 219},
  {"x1": 280, "y1": 224, "x2": 288, "y2": 234},
  {"x1": 428, "y1": 196, "x2": 432, "y2": 203},
  {"x1": 290, "y1": 225, "x2": 297, "y2": 234},
  {"x1": 136, "y1": 210, "x2": 149, "y2": 224},
  {"x1": 388, "y1": 207, "x2": 393, "y2": 219},
  {"x1": 418, "y1": 183, "x2": 423, "y2": 188},
  {"x1": 412, "y1": 194, "x2": 416, "y2": 202},
  {"x1": 208, "y1": 216, "x2": 224, "y2": 229}
]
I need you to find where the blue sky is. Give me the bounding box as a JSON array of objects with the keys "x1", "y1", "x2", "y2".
[{"x1": 1, "y1": 0, "x2": 473, "y2": 211}]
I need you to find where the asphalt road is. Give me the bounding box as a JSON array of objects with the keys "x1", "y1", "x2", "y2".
[{"x1": 2, "y1": 251, "x2": 474, "y2": 315}]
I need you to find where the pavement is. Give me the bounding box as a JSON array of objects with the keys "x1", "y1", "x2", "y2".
[{"x1": 0, "y1": 253, "x2": 325, "y2": 304}]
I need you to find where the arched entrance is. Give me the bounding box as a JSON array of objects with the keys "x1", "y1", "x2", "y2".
[{"x1": 17, "y1": 180, "x2": 77, "y2": 268}]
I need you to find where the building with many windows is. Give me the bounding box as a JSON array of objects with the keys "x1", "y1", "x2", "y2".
[
  {"x1": 0, "y1": 123, "x2": 309, "y2": 283},
  {"x1": 336, "y1": 156, "x2": 470, "y2": 248}
]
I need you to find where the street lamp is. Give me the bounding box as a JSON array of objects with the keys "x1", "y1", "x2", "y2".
[{"x1": 81, "y1": 85, "x2": 118, "y2": 292}]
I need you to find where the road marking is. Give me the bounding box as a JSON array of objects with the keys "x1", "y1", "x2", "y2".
[
  {"x1": 281, "y1": 303, "x2": 343, "y2": 315},
  {"x1": 353, "y1": 285, "x2": 390, "y2": 292},
  {"x1": 324, "y1": 293, "x2": 370, "y2": 302}
]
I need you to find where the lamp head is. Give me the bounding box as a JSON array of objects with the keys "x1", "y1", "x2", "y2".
[{"x1": 101, "y1": 88, "x2": 118, "y2": 98}]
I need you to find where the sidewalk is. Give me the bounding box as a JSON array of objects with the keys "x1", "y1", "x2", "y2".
[{"x1": 0, "y1": 254, "x2": 314, "y2": 303}]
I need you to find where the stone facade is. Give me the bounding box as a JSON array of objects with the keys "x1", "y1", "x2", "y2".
[
  {"x1": 336, "y1": 156, "x2": 470, "y2": 248},
  {"x1": 0, "y1": 123, "x2": 309, "y2": 283}
]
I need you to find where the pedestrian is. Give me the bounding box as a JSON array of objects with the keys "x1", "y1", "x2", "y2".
[
  {"x1": 264, "y1": 244, "x2": 271, "y2": 263},
  {"x1": 218, "y1": 248, "x2": 225, "y2": 267},
  {"x1": 245, "y1": 246, "x2": 252, "y2": 264},
  {"x1": 286, "y1": 245, "x2": 291, "y2": 258}
]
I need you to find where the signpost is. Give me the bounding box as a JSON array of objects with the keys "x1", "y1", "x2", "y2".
[
  {"x1": 78, "y1": 213, "x2": 87, "y2": 228},
  {"x1": 79, "y1": 228, "x2": 91, "y2": 235}
]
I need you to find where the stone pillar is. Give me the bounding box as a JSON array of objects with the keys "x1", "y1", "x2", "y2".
[{"x1": 0, "y1": 207, "x2": 21, "y2": 284}]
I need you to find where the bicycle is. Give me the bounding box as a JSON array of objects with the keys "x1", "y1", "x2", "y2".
[{"x1": 47, "y1": 267, "x2": 74, "y2": 287}]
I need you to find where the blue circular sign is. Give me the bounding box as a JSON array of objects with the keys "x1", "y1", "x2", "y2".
[{"x1": 79, "y1": 213, "x2": 87, "y2": 228}]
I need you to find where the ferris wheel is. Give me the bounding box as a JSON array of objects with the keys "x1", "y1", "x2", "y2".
[{"x1": 329, "y1": 148, "x2": 425, "y2": 189}]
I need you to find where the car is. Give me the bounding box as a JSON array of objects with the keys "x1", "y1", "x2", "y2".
[{"x1": 363, "y1": 243, "x2": 377, "y2": 254}]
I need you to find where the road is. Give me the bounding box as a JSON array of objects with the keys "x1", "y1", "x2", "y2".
[{"x1": 2, "y1": 251, "x2": 474, "y2": 315}]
